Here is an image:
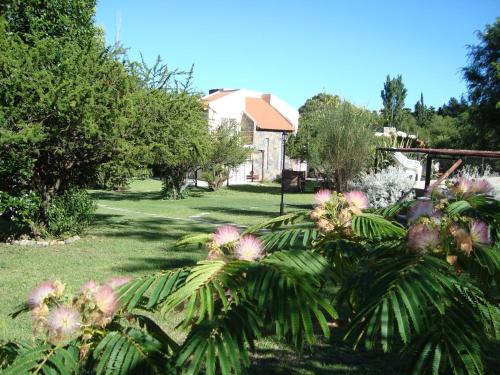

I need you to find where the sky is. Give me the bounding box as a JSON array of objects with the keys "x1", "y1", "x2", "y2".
[{"x1": 95, "y1": 0, "x2": 499, "y2": 111}]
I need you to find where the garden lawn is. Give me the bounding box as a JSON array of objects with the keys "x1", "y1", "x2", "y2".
[
  {"x1": 0, "y1": 179, "x2": 313, "y2": 342},
  {"x1": 0, "y1": 179, "x2": 402, "y2": 374}
]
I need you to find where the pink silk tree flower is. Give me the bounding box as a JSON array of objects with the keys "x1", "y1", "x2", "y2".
[
  {"x1": 451, "y1": 178, "x2": 472, "y2": 195},
  {"x1": 452, "y1": 228, "x2": 473, "y2": 256},
  {"x1": 106, "y1": 276, "x2": 132, "y2": 289},
  {"x1": 81, "y1": 280, "x2": 100, "y2": 294},
  {"x1": 47, "y1": 307, "x2": 80, "y2": 339},
  {"x1": 213, "y1": 225, "x2": 240, "y2": 246},
  {"x1": 407, "y1": 201, "x2": 440, "y2": 223},
  {"x1": 94, "y1": 285, "x2": 118, "y2": 316},
  {"x1": 407, "y1": 224, "x2": 440, "y2": 253},
  {"x1": 469, "y1": 179, "x2": 493, "y2": 195},
  {"x1": 344, "y1": 191, "x2": 369, "y2": 210},
  {"x1": 28, "y1": 281, "x2": 56, "y2": 308},
  {"x1": 470, "y1": 220, "x2": 491, "y2": 245},
  {"x1": 314, "y1": 189, "x2": 332, "y2": 206},
  {"x1": 236, "y1": 235, "x2": 264, "y2": 261}
]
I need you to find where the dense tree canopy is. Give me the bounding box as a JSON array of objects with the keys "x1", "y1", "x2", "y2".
[{"x1": 462, "y1": 18, "x2": 500, "y2": 150}]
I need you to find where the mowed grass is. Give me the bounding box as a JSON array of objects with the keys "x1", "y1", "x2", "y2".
[
  {"x1": 0, "y1": 179, "x2": 313, "y2": 342},
  {"x1": 0, "y1": 179, "x2": 402, "y2": 373}
]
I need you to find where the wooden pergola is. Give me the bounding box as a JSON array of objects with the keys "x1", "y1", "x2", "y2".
[{"x1": 375, "y1": 147, "x2": 500, "y2": 191}]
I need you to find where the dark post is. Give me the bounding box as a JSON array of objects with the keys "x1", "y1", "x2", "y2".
[
  {"x1": 374, "y1": 148, "x2": 379, "y2": 172},
  {"x1": 279, "y1": 131, "x2": 287, "y2": 216},
  {"x1": 260, "y1": 150, "x2": 265, "y2": 182},
  {"x1": 424, "y1": 156, "x2": 433, "y2": 190}
]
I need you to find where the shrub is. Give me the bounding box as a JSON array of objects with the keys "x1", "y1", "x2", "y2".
[
  {"x1": 348, "y1": 166, "x2": 415, "y2": 208},
  {"x1": 45, "y1": 188, "x2": 96, "y2": 237},
  {"x1": 0, "y1": 191, "x2": 41, "y2": 235}
]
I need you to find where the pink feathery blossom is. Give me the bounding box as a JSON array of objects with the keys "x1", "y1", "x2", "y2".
[
  {"x1": 469, "y1": 179, "x2": 493, "y2": 195},
  {"x1": 236, "y1": 235, "x2": 264, "y2": 261},
  {"x1": 344, "y1": 191, "x2": 369, "y2": 210},
  {"x1": 451, "y1": 178, "x2": 472, "y2": 195},
  {"x1": 106, "y1": 276, "x2": 131, "y2": 289},
  {"x1": 453, "y1": 228, "x2": 473, "y2": 256},
  {"x1": 47, "y1": 307, "x2": 80, "y2": 337},
  {"x1": 314, "y1": 189, "x2": 332, "y2": 206},
  {"x1": 407, "y1": 224, "x2": 440, "y2": 253},
  {"x1": 93, "y1": 285, "x2": 118, "y2": 316},
  {"x1": 28, "y1": 281, "x2": 56, "y2": 308},
  {"x1": 407, "y1": 201, "x2": 440, "y2": 223},
  {"x1": 81, "y1": 280, "x2": 100, "y2": 294},
  {"x1": 470, "y1": 220, "x2": 491, "y2": 245},
  {"x1": 213, "y1": 225, "x2": 240, "y2": 246}
]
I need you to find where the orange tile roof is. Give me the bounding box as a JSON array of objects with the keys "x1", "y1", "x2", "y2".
[
  {"x1": 203, "y1": 90, "x2": 236, "y2": 102},
  {"x1": 245, "y1": 97, "x2": 294, "y2": 132}
]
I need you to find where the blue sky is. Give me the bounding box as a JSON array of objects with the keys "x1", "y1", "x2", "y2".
[{"x1": 95, "y1": 1, "x2": 499, "y2": 111}]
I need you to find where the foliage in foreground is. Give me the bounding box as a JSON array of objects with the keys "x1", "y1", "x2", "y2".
[{"x1": 1, "y1": 176, "x2": 498, "y2": 375}]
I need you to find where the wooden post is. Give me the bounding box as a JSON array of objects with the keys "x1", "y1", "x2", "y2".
[
  {"x1": 424, "y1": 156, "x2": 433, "y2": 190},
  {"x1": 426, "y1": 158, "x2": 463, "y2": 193},
  {"x1": 374, "y1": 148, "x2": 379, "y2": 172}
]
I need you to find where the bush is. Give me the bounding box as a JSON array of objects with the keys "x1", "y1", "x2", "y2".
[
  {"x1": 45, "y1": 188, "x2": 96, "y2": 237},
  {"x1": 348, "y1": 166, "x2": 415, "y2": 208},
  {"x1": 0, "y1": 191, "x2": 41, "y2": 235}
]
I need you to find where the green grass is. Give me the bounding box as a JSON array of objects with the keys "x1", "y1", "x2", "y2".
[
  {"x1": 0, "y1": 180, "x2": 312, "y2": 340},
  {"x1": 0, "y1": 179, "x2": 402, "y2": 373}
]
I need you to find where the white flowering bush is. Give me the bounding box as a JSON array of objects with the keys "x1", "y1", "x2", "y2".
[{"x1": 348, "y1": 166, "x2": 415, "y2": 208}]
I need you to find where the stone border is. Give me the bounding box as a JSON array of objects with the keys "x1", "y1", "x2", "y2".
[{"x1": 6, "y1": 235, "x2": 81, "y2": 247}]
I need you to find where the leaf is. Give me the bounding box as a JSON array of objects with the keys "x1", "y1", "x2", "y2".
[{"x1": 352, "y1": 213, "x2": 406, "y2": 239}]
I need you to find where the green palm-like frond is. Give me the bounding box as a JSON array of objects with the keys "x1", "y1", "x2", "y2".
[
  {"x1": 447, "y1": 195, "x2": 500, "y2": 222},
  {"x1": 175, "y1": 302, "x2": 262, "y2": 375},
  {"x1": 92, "y1": 328, "x2": 173, "y2": 375},
  {"x1": 351, "y1": 213, "x2": 406, "y2": 240},
  {"x1": 174, "y1": 233, "x2": 213, "y2": 249},
  {"x1": 343, "y1": 254, "x2": 455, "y2": 351},
  {"x1": 1, "y1": 344, "x2": 79, "y2": 375},
  {"x1": 118, "y1": 268, "x2": 189, "y2": 311},
  {"x1": 404, "y1": 300, "x2": 487, "y2": 375},
  {"x1": 375, "y1": 200, "x2": 412, "y2": 219},
  {"x1": 247, "y1": 251, "x2": 337, "y2": 350},
  {"x1": 162, "y1": 260, "x2": 251, "y2": 328},
  {"x1": 259, "y1": 223, "x2": 318, "y2": 252},
  {"x1": 243, "y1": 211, "x2": 310, "y2": 234}
]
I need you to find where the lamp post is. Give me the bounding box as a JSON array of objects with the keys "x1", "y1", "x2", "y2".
[{"x1": 279, "y1": 131, "x2": 287, "y2": 216}]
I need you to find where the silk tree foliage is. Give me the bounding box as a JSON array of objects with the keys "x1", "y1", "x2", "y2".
[{"x1": 2, "y1": 179, "x2": 498, "y2": 374}]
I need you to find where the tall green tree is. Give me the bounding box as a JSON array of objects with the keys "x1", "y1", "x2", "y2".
[
  {"x1": 381, "y1": 74, "x2": 407, "y2": 127},
  {"x1": 462, "y1": 18, "x2": 500, "y2": 150},
  {"x1": 414, "y1": 93, "x2": 432, "y2": 127},
  {"x1": 287, "y1": 93, "x2": 341, "y2": 162},
  {"x1": 0, "y1": 1, "x2": 136, "y2": 231},
  {"x1": 128, "y1": 57, "x2": 210, "y2": 199},
  {"x1": 305, "y1": 100, "x2": 375, "y2": 191}
]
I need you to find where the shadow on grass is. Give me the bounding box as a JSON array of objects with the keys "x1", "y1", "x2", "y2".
[
  {"x1": 195, "y1": 206, "x2": 277, "y2": 218},
  {"x1": 92, "y1": 214, "x2": 213, "y2": 242},
  {"x1": 90, "y1": 190, "x2": 163, "y2": 202},
  {"x1": 112, "y1": 255, "x2": 199, "y2": 273},
  {"x1": 286, "y1": 203, "x2": 313, "y2": 210},
  {"x1": 250, "y1": 339, "x2": 404, "y2": 375},
  {"x1": 226, "y1": 184, "x2": 281, "y2": 195}
]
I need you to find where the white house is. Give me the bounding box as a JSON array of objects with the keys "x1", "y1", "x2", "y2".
[{"x1": 203, "y1": 89, "x2": 304, "y2": 184}]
